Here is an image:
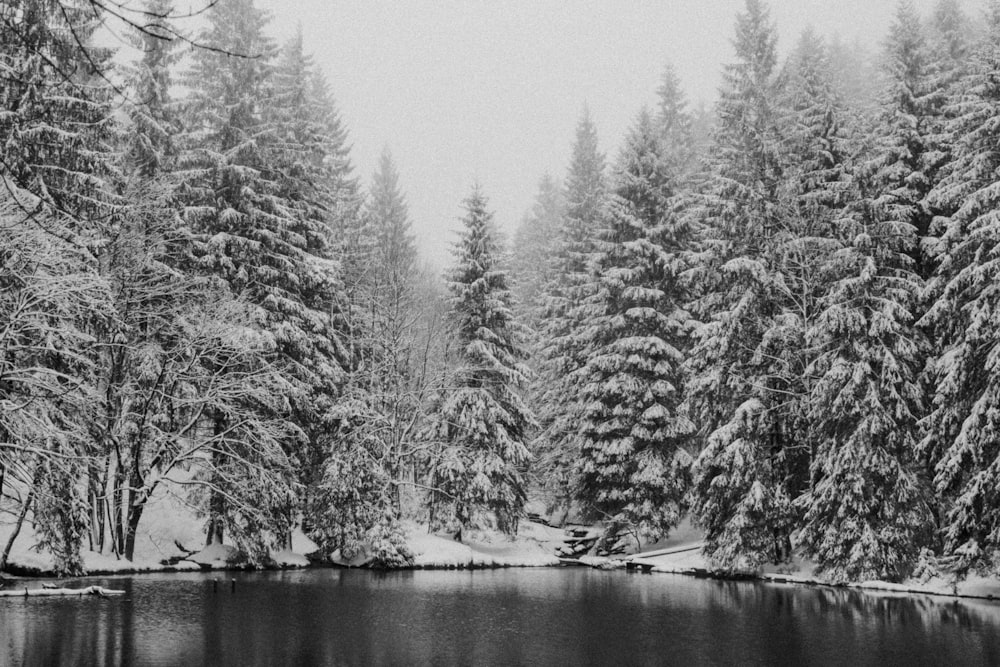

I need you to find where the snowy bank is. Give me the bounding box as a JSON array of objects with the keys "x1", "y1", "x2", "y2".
[
  {"x1": 613, "y1": 535, "x2": 1000, "y2": 603},
  {"x1": 406, "y1": 521, "x2": 563, "y2": 569},
  {"x1": 0, "y1": 478, "x2": 317, "y2": 577}
]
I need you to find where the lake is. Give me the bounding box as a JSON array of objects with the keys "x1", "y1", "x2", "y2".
[{"x1": 2, "y1": 568, "x2": 999, "y2": 665}]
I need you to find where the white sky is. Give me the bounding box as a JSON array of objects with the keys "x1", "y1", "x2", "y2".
[{"x1": 256, "y1": 0, "x2": 961, "y2": 268}]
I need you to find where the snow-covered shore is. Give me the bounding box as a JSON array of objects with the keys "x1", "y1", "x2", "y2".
[
  {"x1": 406, "y1": 521, "x2": 564, "y2": 569},
  {"x1": 605, "y1": 541, "x2": 1000, "y2": 603},
  {"x1": 0, "y1": 483, "x2": 565, "y2": 577},
  {"x1": 0, "y1": 522, "x2": 562, "y2": 578},
  {"x1": 3, "y1": 491, "x2": 999, "y2": 606}
]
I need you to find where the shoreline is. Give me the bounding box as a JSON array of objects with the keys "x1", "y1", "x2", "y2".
[
  {"x1": 4, "y1": 555, "x2": 1000, "y2": 606},
  {"x1": 619, "y1": 558, "x2": 1000, "y2": 604}
]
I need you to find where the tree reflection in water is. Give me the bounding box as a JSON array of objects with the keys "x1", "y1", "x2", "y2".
[{"x1": 2, "y1": 570, "x2": 999, "y2": 666}]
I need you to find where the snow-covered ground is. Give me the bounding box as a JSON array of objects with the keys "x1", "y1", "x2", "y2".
[
  {"x1": 611, "y1": 528, "x2": 1000, "y2": 602},
  {"x1": 406, "y1": 520, "x2": 564, "y2": 568},
  {"x1": 0, "y1": 479, "x2": 317, "y2": 576},
  {"x1": 0, "y1": 474, "x2": 563, "y2": 576}
]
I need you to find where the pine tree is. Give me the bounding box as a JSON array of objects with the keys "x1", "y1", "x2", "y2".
[
  {"x1": 575, "y1": 109, "x2": 696, "y2": 546},
  {"x1": 369, "y1": 148, "x2": 417, "y2": 283},
  {"x1": 920, "y1": 4, "x2": 1000, "y2": 575},
  {"x1": 780, "y1": 7, "x2": 940, "y2": 582},
  {"x1": 0, "y1": 0, "x2": 119, "y2": 230},
  {"x1": 775, "y1": 28, "x2": 852, "y2": 500},
  {"x1": 267, "y1": 30, "x2": 357, "y2": 488},
  {"x1": 533, "y1": 108, "x2": 606, "y2": 517},
  {"x1": 123, "y1": 0, "x2": 179, "y2": 180},
  {"x1": 923, "y1": 0, "x2": 973, "y2": 294},
  {"x1": 510, "y1": 174, "x2": 565, "y2": 514},
  {"x1": 797, "y1": 168, "x2": 932, "y2": 582},
  {"x1": 428, "y1": 187, "x2": 532, "y2": 534},
  {"x1": 510, "y1": 173, "x2": 564, "y2": 319},
  {"x1": 656, "y1": 63, "x2": 697, "y2": 186},
  {"x1": 929, "y1": 0, "x2": 971, "y2": 86},
  {"x1": 780, "y1": 29, "x2": 852, "y2": 218},
  {"x1": 686, "y1": 0, "x2": 797, "y2": 571},
  {"x1": 870, "y1": 1, "x2": 946, "y2": 282},
  {"x1": 366, "y1": 149, "x2": 419, "y2": 505},
  {"x1": 177, "y1": 0, "x2": 335, "y2": 548},
  {"x1": 306, "y1": 148, "x2": 419, "y2": 566}
]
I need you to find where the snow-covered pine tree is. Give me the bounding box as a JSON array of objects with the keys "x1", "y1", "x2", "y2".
[
  {"x1": 922, "y1": 0, "x2": 974, "y2": 311},
  {"x1": 510, "y1": 174, "x2": 565, "y2": 516},
  {"x1": 0, "y1": 0, "x2": 119, "y2": 231},
  {"x1": 369, "y1": 148, "x2": 417, "y2": 284},
  {"x1": 428, "y1": 187, "x2": 532, "y2": 534},
  {"x1": 785, "y1": 2, "x2": 947, "y2": 581},
  {"x1": 920, "y1": 4, "x2": 1000, "y2": 575},
  {"x1": 123, "y1": 0, "x2": 179, "y2": 180},
  {"x1": 533, "y1": 108, "x2": 606, "y2": 517},
  {"x1": 788, "y1": 5, "x2": 944, "y2": 584},
  {"x1": 928, "y1": 0, "x2": 971, "y2": 92},
  {"x1": 871, "y1": 1, "x2": 948, "y2": 282},
  {"x1": 87, "y1": 0, "x2": 296, "y2": 563},
  {"x1": 267, "y1": 31, "x2": 355, "y2": 500},
  {"x1": 365, "y1": 149, "x2": 420, "y2": 505},
  {"x1": 511, "y1": 173, "x2": 565, "y2": 321},
  {"x1": 265, "y1": 37, "x2": 373, "y2": 554},
  {"x1": 656, "y1": 63, "x2": 698, "y2": 186},
  {"x1": 85, "y1": 11, "x2": 308, "y2": 557},
  {"x1": 796, "y1": 156, "x2": 932, "y2": 582},
  {"x1": 773, "y1": 28, "x2": 853, "y2": 502},
  {"x1": 780, "y1": 29, "x2": 853, "y2": 221},
  {"x1": 685, "y1": 0, "x2": 799, "y2": 571},
  {"x1": 769, "y1": 29, "x2": 926, "y2": 582},
  {"x1": 177, "y1": 0, "x2": 328, "y2": 549},
  {"x1": 306, "y1": 149, "x2": 418, "y2": 567},
  {"x1": 575, "y1": 109, "x2": 696, "y2": 547}
]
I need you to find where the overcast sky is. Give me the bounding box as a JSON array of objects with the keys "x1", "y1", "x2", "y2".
[{"x1": 256, "y1": 0, "x2": 960, "y2": 268}]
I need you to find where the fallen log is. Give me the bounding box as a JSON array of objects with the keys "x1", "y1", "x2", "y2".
[
  {"x1": 620, "y1": 543, "x2": 705, "y2": 561},
  {"x1": 0, "y1": 585, "x2": 125, "y2": 598}
]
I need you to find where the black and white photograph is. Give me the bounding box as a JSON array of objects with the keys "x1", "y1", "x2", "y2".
[{"x1": 2, "y1": 0, "x2": 1000, "y2": 664}]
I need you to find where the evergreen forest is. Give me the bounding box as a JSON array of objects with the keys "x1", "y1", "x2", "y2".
[{"x1": 3, "y1": 0, "x2": 1000, "y2": 586}]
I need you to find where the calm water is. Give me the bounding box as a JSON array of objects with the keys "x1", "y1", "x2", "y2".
[{"x1": 2, "y1": 568, "x2": 999, "y2": 666}]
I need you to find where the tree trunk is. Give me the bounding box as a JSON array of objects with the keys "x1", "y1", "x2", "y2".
[
  {"x1": 1, "y1": 487, "x2": 34, "y2": 572},
  {"x1": 88, "y1": 459, "x2": 108, "y2": 553},
  {"x1": 205, "y1": 415, "x2": 225, "y2": 547},
  {"x1": 112, "y1": 465, "x2": 126, "y2": 555},
  {"x1": 206, "y1": 480, "x2": 225, "y2": 546},
  {"x1": 124, "y1": 499, "x2": 146, "y2": 562},
  {"x1": 104, "y1": 497, "x2": 118, "y2": 557}
]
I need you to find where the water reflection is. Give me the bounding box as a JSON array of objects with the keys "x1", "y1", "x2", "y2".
[{"x1": 1, "y1": 569, "x2": 999, "y2": 666}]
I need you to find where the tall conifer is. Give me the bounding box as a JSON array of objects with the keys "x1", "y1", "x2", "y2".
[
  {"x1": 686, "y1": 0, "x2": 798, "y2": 570},
  {"x1": 429, "y1": 188, "x2": 532, "y2": 534},
  {"x1": 576, "y1": 110, "x2": 696, "y2": 546},
  {"x1": 532, "y1": 109, "x2": 606, "y2": 516}
]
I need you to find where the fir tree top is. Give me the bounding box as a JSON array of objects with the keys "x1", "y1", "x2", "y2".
[
  {"x1": 447, "y1": 186, "x2": 519, "y2": 366},
  {"x1": 369, "y1": 148, "x2": 416, "y2": 276},
  {"x1": 565, "y1": 105, "x2": 606, "y2": 229}
]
